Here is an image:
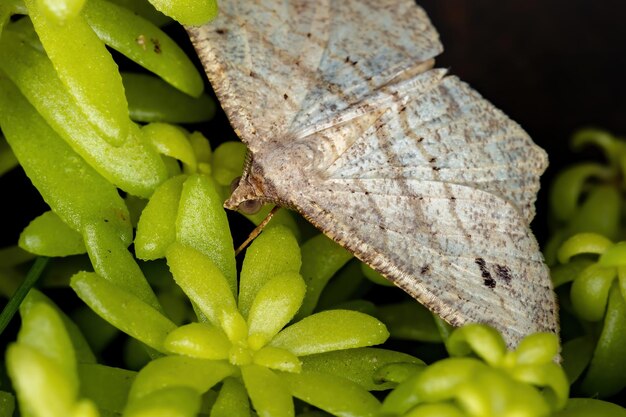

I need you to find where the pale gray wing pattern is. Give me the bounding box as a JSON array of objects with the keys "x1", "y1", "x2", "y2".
[
  {"x1": 293, "y1": 178, "x2": 557, "y2": 346},
  {"x1": 187, "y1": 0, "x2": 442, "y2": 151},
  {"x1": 316, "y1": 70, "x2": 548, "y2": 223}
]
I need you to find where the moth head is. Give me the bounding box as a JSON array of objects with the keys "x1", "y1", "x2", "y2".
[
  {"x1": 224, "y1": 151, "x2": 267, "y2": 214},
  {"x1": 228, "y1": 176, "x2": 263, "y2": 214}
]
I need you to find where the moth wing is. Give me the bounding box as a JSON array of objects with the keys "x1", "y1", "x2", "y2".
[
  {"x1": 302, "y1": 70, "x2": 548, "y2": 223},
  {"x1": 187, "y1": 0, "x2": 442, "y2": 152},
  {"x1": 297, "y1": 179, "x2": 556, "y2": 346},
  {"x1": 284, "y1": 71, "x2": 556, "y2": 346}
]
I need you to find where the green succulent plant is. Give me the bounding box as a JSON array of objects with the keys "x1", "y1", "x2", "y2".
[{"x1": 2, "y1": 0, "x2": 626, "y2": 416}]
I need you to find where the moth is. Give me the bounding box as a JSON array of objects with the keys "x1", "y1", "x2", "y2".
[{"x1": 187, "y1": 0, "x2": 559, "y2": 347}]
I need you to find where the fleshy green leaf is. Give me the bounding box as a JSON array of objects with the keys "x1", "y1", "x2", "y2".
[
  {"x1": 570, "y1": 263, "x2": 615, "y2": 322},
  {"x1": 166, "y1": 243, "x2": 245, "y2": 341},
  {"x1": 375, "y1": 362, "x2": 426, "y2": 385},
  {"x1": 551, "y1": 257, "x2": 595, "y2": 288},
  {"x1": 599, "y1": 241, "x2": 626, "y2": 267},
  {"x1": 135, "y1": 175, "x2": 186, "y2": 260},
  {"x1": 84, "y1": 0, "x2": 204, "y2": 97},
  {"x1": 24, "y1": 0, "x2": 131, "y2": 145},
  {"x1": 21, "y1": 290, "x2": 96, "y2": 364},
  {"x1": 509, "y1": 332, "x2": 560, "y2": 365},
  {"x1": 453, "y1": 368, "x2": 550, "y2": 417},
  {"x1": 568, "y1": 185, "x2": 621, "y2": 241},
  {"x1": 146, "y1": 0, "x2": 218, "y2": 26},
  {"x1": 125, "y1": 386, "x2": 201, "y2": 417},
  {"x1": 509, "y1": 362, "x2": 569, "y2": 410},
  {"x1": 316, "y1": 260, "x2": 368, "y2": 310},
  {"x1": 188, "y1": 131, "x2": 212, "y2": 164},
  {"x1": 377, "y1": 301, "x2": 442, "y2": 343},
  {"x1": 300, "y1": 347, "x2": 424, "y2": 391},
  {"x1": 37, "y1": 0, "x2": 86, "y2": 22},
  {"x1": 211, "y1": 141, "x2": 247, "y2": 187},
  {"x1": 571, "y1": 129, "x2": 621, "y2": 166},
  {"x1": 0, "y1": 391, "x2": 15, "y2": 417},
  {"x1": 71, "y1": 271, "x2": 175, "y2": 352},
  {"x1": 361, "y1": 263, "x2": 394, "y2": 286},
  {"x1": 0, "y1": 76, "x2": 133, "y2": 239},
  {"x1": 164, "y1": 323, "x2": 230, "y2": 360},
  {"x1": 281, "y1": 370, "x2": 380, "y2": 417},
  {"x1": 241, "y1": 364, "x2": 293, "y2": 417},
  {"x1": 553, "y1": 398, "x2": 626, "y2": 417},
  {"x1": 210, "y1": 377, "x2": 250, "y2": 417},
  {"x1": 17, "y1": 302, "x2": 77, "y2": 391},
  {"x1": 558, "y1": 233, "x2": 613, "y2": 264},
  {"x1": 297, "y1": 234, "x2": 353, "y2": 318},
  {"x1": 83, "y1": 221, "x2": 160, "y2": 310},
  {"x1": 107, "y1": 0, "x2": 169, "y2": 26},
  {"x1": 270, "y1": 310, "x2": 389, "y2": 356},
  {"x1": 78, "y1": 363, "x2": 136, "y2": 414},
  {"x1": 446, "y1": 324, "x2": 507, "y2": 366},
  {"x1": 122, "y1": 72, "x2": 215, "y2": 123},
  {"x1": 413, "y1": 358, "x2": 483, "y2": 402},
  {"x1": 252, "y1": 346, "x2": 301, "y2": 373},
  {"x1": 6, "y1": 344, "x2": 77, "y2": 417},
  {"x1": 403, "y1": 403, "x2": 464, "y2": 417},
  {"x1": 143, "y1": 123, "x2": 197, "y2": 172},
  {"x1": 0, "y1": 134, "x2": 18, "y2": 176},
  {"x1": 561, "y1": 336, "x2": 595, "y2": 384},
  {"x1": 19, "y1": 211, "x2": 86, "y2": 257},
  {"x1": 0, "y1": 34, "x2": 168, "y2": 197},
  {"x1": 176, "y1": 174, "x2": 237, "y2": 294},
  {"x1": 239, "y1": 226, "x2": 301, "y2": 319},
  {"x1": 247, "y1": 272, "x2": 306, "y2": 350},
  {"x1": 379, "y1": 369, "x2": 425, "y2": 416},
  {"x1": 129, "y1": 355, "x2": 234, "y2": 401},
  {"x1": 550, "y1": 163, "x2": 612, "y2": 222},
  {"x1": 580, "y1": 283, "x2": 626, "y2": 397}
]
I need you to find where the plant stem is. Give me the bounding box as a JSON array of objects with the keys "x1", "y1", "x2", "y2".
[{"x1": 0, "y1": 257, "x2": 49, "y2": 335}]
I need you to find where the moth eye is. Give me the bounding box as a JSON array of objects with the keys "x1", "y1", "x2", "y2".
[
  {"x1": 230, "y1": 176, "x2": 242, "y2": 194},
  {"x1": 239, "y1": 199, "x2": 262, "y2": 215}
]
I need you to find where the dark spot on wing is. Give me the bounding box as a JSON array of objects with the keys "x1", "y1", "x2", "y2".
[
  {"x1": 495, "y1": 264, "x2": 512, "y2": 283},
  {"x1": 483, "y1": 277, "x2": 496, "y2": 288},
  {"x1": 216, "y1": 28, "x2": 227, "y2": 35},
  {"x1": 475, "y1": 258, "x2": 496, "y2": 289},
  {"x1": 429, "y1": 157, "x2": 437, "y2": 163},
  {"x1": 432, "y1": 166, "x2": 441, "y2": 171},
  {"x1": 249, "y1": 71, "x2": 257, "y2": 78},
  {"x1": 420, "y1": 264, "x2": 430, "y2": 275},
  {"x1": 283, "y1": 93, "x2": 289, "y2": 100}
]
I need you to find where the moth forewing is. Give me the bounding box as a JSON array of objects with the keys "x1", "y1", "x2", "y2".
[{"x1": 187, "y1": 0, "x2": 559, "y2": 348}]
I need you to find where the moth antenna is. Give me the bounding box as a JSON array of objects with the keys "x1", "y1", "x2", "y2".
[{"x1": 235, "y1": 205, "x2": 281, "y2": 255}]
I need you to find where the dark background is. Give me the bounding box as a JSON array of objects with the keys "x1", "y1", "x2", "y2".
[{"x1": 418, "y1": 0, "x2": 626, "y2": 242}]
